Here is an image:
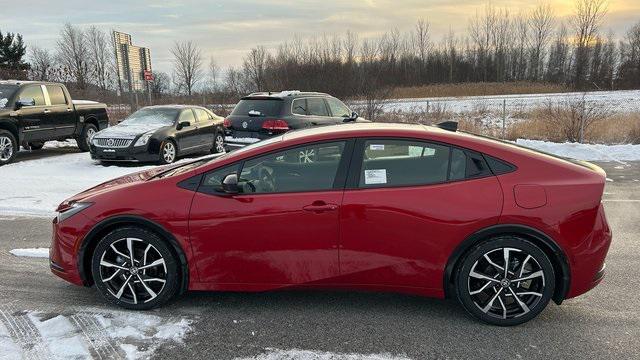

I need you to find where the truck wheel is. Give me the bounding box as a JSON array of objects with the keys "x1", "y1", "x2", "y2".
[
  {"x1": 0, "y1": 130, "x2": 17, "y2": 166},
  {"x1": 78, "y1": 124, "x2": 97, "y2": 152},
  {"x1": 28, "y1": 142, "x2": 44, "y2": 150}
]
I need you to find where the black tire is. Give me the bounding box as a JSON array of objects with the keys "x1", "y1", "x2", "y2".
[
  {"x1": 78, "y1": 123, "x2": 97, "y2": 152},
  {"x1": 211, "y1": 131, "x2": 225, "y2": 154},
  {"x1": 28, "y1": 141, "x2": 45, "y2": 150},
  {"x1": 454, "y1": 236, "x2": 555, "y2": 326},
  {"x1": 158, "y1": 139, "x2": 177, "y2": 164},
  {"x1": 91, "y1": 227, "x2": 180, "y2": 310},
  {"x1": 0, "y1": 129, "x2": 18, "y2": 166}
]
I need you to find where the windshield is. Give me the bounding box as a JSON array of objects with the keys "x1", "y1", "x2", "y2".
[
  {"x1": 0, "y1": 85, "x2": 18, "y2": 108},
  {"x1": 231, "y1": 99, "x2": 283, "y2": 117},
  {"x1": 122, "y1": 108, "x2": 178, "y2": 126}
]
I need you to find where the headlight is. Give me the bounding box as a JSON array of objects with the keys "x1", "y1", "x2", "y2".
[
  {"x1": 135, "y1": 132, "x2": 153, "y2": 147},
  {"x1": 56, "y1": 202, "x2": 93, "y2": 223}
]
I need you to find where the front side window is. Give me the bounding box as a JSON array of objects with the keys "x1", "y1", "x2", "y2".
[
  {"x1": 18, "y1": 85, "x2": 46, "y2": 106},
  {"x1": 238, "y1": 141, "x2": 346, "y2": 194},
  {"x1": 0, "y1": 84, "x2": 18, "y2": 108},
  {"x1": 201, "y1": 164, "x2": 241, "y2": 191},
  {"x1": 326, "y1": 98, "x2": 351, "y2": 117},
  {"x1": 306, "y1": 98, "x2": 329, "y2": 116},
  {"x1": 179, "y1": 109, "x2": 196, "y2": 124},
  {"x1": 46, "y1": 85, "x2": 67, "y2": 105},
  {"x1": 359, "y1": 139, "x2": 450, "y2": 188}
]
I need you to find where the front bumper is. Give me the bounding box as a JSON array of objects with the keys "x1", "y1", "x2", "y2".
[
  {"x1": 50, "y1": 214, "x2": 94, "y2": 286},
  {"x1": 90, "y1": 142, "x2": 160, "y2": 162}
]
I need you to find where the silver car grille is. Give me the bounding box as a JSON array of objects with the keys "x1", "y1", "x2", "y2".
[{"x1": 93, "y1": 138, "x2": 133, "y2": 148}]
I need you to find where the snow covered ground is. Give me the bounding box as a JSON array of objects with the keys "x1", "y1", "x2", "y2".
[
  {"x1": 236, "y1": 349, "x2": 410, "y2": 360},
  {"x1": 9, "y1": 247, "x2": 50, "y2": 258},
  {"x1": 516, "y1": 139, "x2": 640, "y2": 162},
  {"x1": 381, "y1": 89, "x2": 640, "y2": 114},
  {"x1": 0, "y1": 306, "x2": 192, "y2": 360}
]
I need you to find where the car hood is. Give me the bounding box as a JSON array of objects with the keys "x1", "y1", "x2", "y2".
[{"x1": 95, "y1": 123, "x2": 170, "y2": 139}]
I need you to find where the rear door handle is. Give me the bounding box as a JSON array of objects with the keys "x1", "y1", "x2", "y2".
[
  {"x1": 303, "y1": 201, "x2": 338, "y2": 213},
  {"x1": 43, "y1": 109, "x2": 51, "y2": 113}
]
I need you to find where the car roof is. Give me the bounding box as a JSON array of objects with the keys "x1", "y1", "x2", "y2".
[
  {"x1": 0, "y1": 80, "x2": 60, "y2": 86},
  {"x1": 242, "y1": 90, "x2": 331, "y2": 100}
]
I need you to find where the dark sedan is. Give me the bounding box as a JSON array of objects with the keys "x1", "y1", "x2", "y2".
[{"x1": 90, "y1": 105, "x2": 225, "y2": 164}]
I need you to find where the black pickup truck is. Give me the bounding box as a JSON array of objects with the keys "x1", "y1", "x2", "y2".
[{"x1": 0, "y1": 80, "x2": 109, "y2": 165}]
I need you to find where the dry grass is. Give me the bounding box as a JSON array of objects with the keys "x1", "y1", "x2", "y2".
[{"x1": 392, "y1": 82, "x2": 569, "y2": 99}]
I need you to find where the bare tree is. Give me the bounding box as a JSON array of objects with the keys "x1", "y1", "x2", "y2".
[
  {"x1": 208, "y1": 56, "x2": 219, "y2": 92},
  {"x1": 85, "y1": 26, "x2": 111, "y2": 91},
  {"x1": 56, "y1": 23, "x2": 89, "y2": 89},
  {"x1": 29, "y1": 46, "x2": 53, "y2": 81},
  {"x1": 150, "y1": 71, "x2": 170, "y2": 99},
  {"x1": 571, "y1": 0, "x2": 608, "y2": 88},
  {"x1": 243, "y1": 46, "x2": 268, "y2": 91},
  {"x1": 530, "y1": 3, "x2": 555, "y2": 81},
  {"x1": 170, "y1": 41, "x2": 203, "y2": 96}
]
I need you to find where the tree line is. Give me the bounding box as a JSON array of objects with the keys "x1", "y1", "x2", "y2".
[{"x1": 1, "y1": 0, "x2": 639, "y2": 105}]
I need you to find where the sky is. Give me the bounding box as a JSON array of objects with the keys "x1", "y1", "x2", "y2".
[{"x1": 1, "y1": 0, "x2": 638, "y2": 74}]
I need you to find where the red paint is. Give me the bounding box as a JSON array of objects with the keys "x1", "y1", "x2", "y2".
[{"x1": 50, "y1": 124, "x2": 612, "y2": 302}]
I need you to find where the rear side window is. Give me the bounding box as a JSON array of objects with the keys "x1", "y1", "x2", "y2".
[
  {"x1": 232, "y1": 99, "x2": 283, "y2": 117},
  {"x1": 193, "y1": 108, "x2": 211, "y2": 122},
  {"x1": 18, "y1": 85, "x2": 46, "y2": 106},
  {"x1": 359, "y1": 140, "x2": 450, "y2": 187},
  {"x1": 46, "y1": 85, "x2": 67, "y2": 105},
  {"x1": 306, "y1": 98, "x2": 329, "y2": 116}
]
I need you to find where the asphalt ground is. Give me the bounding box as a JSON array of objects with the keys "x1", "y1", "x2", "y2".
[{"x1": 0, "y1": 161, "x2": 638, "y2": 359}]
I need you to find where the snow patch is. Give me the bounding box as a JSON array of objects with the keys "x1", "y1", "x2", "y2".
[
  {"x1": 0, "y1": 321, "x2": 21, "y2": 360},
  {"x1": 515, "y1": 139, "x2": 640, "y2": 162},
  {"x1": 0, "y1": 97, "x2": 8, "y2": 108},
  {"x1": 72, "y1": 99, "x2": 99, "y2": 105},
  {"x1": 236, "y1": 349, "x2": 411, "y2": 360},
  {"x1": 226, "y1": 136, "x2": 261, "y2": 144},
  {"x1": 9, "y1": 248, "x2": 49, "y2": 258},
  {"x1": 27, "y1": 313, "x2": 90, "y2": 359}
]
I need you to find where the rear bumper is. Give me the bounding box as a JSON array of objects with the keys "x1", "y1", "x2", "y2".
[{"x1": 224, "y1": 131, "x2": 264, "y2": 149}]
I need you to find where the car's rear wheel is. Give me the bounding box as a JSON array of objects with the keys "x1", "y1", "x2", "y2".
[
  {"x1": 0, "y1": 130, "x2": 17, "y2": 166},
  {"x1": 91, "y1": 227, "x2": 180, "y2": 310},
  {"x1": 28, "y1": 141, "x2": 44, "y2": 150},
  {"x1": 159, "y1": 140, "x2": 177, "y2": 164},
  {"x1": 212, "y1": 132, "x2": 225, "y2": 154},
  {"x1": 78, "y1": 123, "x2": 97, "y2": 152},
  {"x1": 455, "y1": 237, "x2": 555, "y2": 326}
]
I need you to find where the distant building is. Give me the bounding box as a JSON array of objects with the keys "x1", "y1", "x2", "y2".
[{"x1": 113, "y1": 31, "x2": 152, "y2": 93}]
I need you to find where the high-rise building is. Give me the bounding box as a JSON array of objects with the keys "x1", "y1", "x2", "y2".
[{"x1": 113, "y1": 31, "x2": 152, "y2": 93}]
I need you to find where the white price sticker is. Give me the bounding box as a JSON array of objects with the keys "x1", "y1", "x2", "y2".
[
  {"x1": 364, "y1": 169, "x2": 387, "y2": 184},
  {"x1": 369, "y1": 144, "x2": 385, "y2": 150}
]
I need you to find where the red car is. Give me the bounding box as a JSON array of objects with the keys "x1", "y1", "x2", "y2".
[{"x1": 50, "y1": 123, "x2": 611, "y2": 326}]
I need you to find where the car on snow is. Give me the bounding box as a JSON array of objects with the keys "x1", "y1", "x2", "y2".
[
  {"x1": 0, "y1": 80, "x2": 109, "y2": 166},
  {"x1": 90, "y1": 105, "x2": 225, "y2": 164},
  {"x1": 223, "y1": 90, "x2": 364, "y2": 149},
  {"x1": 50, "y1": 122, "x2": 611, "y2": 326}
]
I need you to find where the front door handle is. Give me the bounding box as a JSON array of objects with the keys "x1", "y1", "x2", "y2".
[
  {"x1": 43, "y1": 109, "x2": 51, "y2": 114},
  {"x1": 303, "y1": 201, "x2": 338, "y2": 213}
]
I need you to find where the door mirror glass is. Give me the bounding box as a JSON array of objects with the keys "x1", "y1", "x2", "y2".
[
  {"x1": 177, "y1": 121, "x2": 191, "y2": 130},
  {"x1": 15, "y1": 98, "x2": 35, "y2": 109},
  {"x1": 222, "y1": 173, "x2": 239, "y2": 194}
]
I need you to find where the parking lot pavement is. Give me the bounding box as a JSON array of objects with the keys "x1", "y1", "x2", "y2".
[{"x1": 0, "y1": 161, "x2": 638, "y2": 359}]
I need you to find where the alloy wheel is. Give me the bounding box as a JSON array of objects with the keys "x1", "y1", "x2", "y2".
[
  {"x1": 162, "y1": 142, "x2": 176, "y2": 163},
  {"x1": 467, "y1": 247, "x2": 546, "y2": 320},
  {"x1": 98, "y1": 237, "x2": 167, "y2": 305},
  {"x1": 0, "y1": 136, "x2": 14, "y2": 161},
  {"x1": 215, "y1": 134, "x2": 225, "y2": 153}
]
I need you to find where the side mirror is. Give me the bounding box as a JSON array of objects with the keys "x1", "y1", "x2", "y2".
[
  {"x1": 221, "y1": 173, "x2": 239, "y2": 194},
  {"x1": 15, "y1": 98, "x2": 35, "y2": 109},
  {"x1": 343, "y1": 111, "x2": 358, "y2": 122},
  {"x1": 177, "y1": 121, "x2": 191, "y2": 130}
]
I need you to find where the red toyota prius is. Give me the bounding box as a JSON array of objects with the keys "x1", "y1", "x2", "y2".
[{"x1": 50, "y1": 123, "x2": 611, "y2": 326}]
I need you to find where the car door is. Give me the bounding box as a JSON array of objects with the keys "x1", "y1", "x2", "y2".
[
  {"x1": 175, "y1": 108, "x2": 199, "y2": 153},
  {"x1": 338, "y1": 138, "x2": 503, "y2": 293},
  {"x1": 15, "y1": 85, "x2": 53, "y2": 141},
  {"x1": 45, "y1": 85, "x2": 76, "y2": 138},
  {"x1": 188, "y1": 140, "x2": 353, "y2": 285},
  {"x1": 193, "y1": 108, "x2": 215, "y2": 149}
]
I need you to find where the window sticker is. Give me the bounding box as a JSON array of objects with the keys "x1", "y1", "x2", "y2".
[
  {"x1": 364, "y1": 169, "x2": 387, "y2": 184},
  {"x1": 423, "y1": 147, "x2": 436, "y2": 156},
  {"x1": 369, "y1": 144, "x2": 385, "y2": 150}
]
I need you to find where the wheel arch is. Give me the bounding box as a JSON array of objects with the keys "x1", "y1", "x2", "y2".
[
  {"x1": 78, "y1": 215, "x2": 189, "y2": 294},
  {"x1": 0, "y1": 120, "x2": 20, "y2": 144},
  {"x1": 443, "y1": 224, "x2": 570, "y2": 304}
]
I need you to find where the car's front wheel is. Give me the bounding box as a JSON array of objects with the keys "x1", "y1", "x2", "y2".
[
  {"x1": 455, "y1": 236, "x2": 555, "y2": 326},
  {"x1": 0, "y1": 130, "x2": 17, "y2": 166},
  {"x1": 159, "y1": 140, "x2": 177, "y2": 164},
  {"x1": 91, "y1": 227, "x2": 180, "y2": 310}
]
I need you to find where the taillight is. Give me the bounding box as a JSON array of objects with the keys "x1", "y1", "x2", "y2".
[
  {"x1": 223, "y1": 118, "x2": 231, "y2": 128},
  {"x1": 262, "y1": 119, "x2": 289, "y2": 132}
]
